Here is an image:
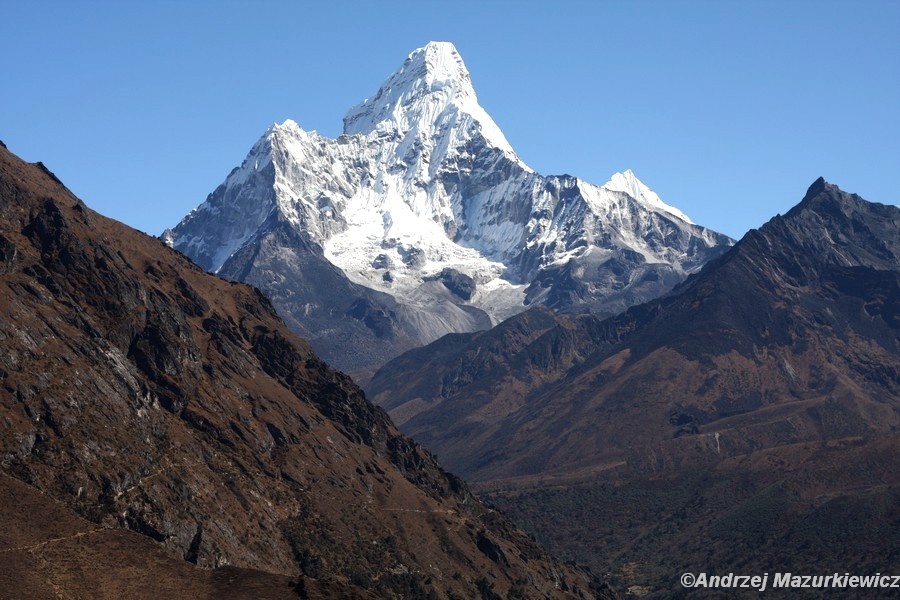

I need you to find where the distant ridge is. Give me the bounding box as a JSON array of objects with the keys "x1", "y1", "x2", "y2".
[{"x1": 369, "y1": 178, "x2": 900, "y2": 594}]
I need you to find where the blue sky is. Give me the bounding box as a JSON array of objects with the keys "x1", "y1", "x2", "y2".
[{"x1": 2, "y1": 0, "x2": 897, "y2": 239}]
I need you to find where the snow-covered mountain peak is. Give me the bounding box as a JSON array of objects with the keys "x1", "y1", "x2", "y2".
[
  {"x1": 167, "y1": 42, "x2": 733, "y2": 377},
  {"x1": 342, "y1": 41, "x2": 518, "y2": 159},
  {"x1": 603, "y1": 169, "x2": 694, "y2": 224},
  {"x1": 343, "y1": 42, "x2": 471, "y2": 133}
]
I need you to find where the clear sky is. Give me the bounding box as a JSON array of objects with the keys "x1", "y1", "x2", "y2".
[{"x1": 2, "y1": 0, "x2": 898, "y2": 239}]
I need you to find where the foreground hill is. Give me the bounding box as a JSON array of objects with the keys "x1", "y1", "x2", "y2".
[
  {"x1": 369, "y1": 179, "x2": 900, "y2": 595},
  {"x1": 0, "y1": 141, "x2": 612, "y2": 599}
]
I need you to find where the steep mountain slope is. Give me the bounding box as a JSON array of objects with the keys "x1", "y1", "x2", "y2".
[
  {"x1": 166, "y1": 42, "x2": 731, "y2": 380},
  {"x1": 369, "y1": 179, "x2": 900, "y2": 594},
  {"x1": 0, "y1": 141, "x2": 614, "y2": 599},
  {"x1": 0, "y1": 471, "x2": 347, "y2": 600}
]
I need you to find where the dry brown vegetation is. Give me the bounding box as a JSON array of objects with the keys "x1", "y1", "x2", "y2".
[{"x1": 0, "y1": 141, "x2": 613, "y2": 599}]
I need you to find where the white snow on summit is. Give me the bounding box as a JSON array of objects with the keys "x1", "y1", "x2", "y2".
[{"x1": 343, "y1": 42, "x2": 523, "y2": 166}]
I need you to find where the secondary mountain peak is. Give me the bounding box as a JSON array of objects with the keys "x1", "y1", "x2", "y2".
[
  {"x1": 761, "y1": 177, "x2": 900, "y2": 279},
  {"x1": 802, "y1": 175, "x2": 829, "y2": 200},
  {"x1": 788, "y1": 175, "x2": 866, "y2": 221},
  {"x1": 602, "y1": 169, "x2": 693, "y2": 224}
]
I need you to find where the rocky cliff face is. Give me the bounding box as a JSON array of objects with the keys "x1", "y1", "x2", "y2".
[
  {"x1": 166, "y1": 42, "x2": 731, "y2": 380},
  {"x1": 0, "y1": 141, "x2": 614, "y2": 599},
  {"x1": 368, "y1": 178, "x2": 900, "y2": 594}
]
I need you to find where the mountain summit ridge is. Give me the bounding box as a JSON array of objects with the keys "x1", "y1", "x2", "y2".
[{"x1": 167, "y1": 41, "x2": 732, "y2": 378}]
